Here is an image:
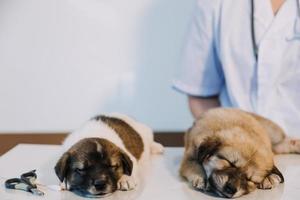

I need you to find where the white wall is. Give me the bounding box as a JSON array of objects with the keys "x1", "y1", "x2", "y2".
[{"x1": 0, "y1": 0, "x2": 196, "y2": 132}]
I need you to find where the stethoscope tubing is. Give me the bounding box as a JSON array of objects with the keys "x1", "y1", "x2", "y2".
[{"x1": 251, "y1": 0, "x2": 258, "y2": 60}]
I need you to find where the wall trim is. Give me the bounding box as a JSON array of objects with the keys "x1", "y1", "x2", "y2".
[{"x1": 0, "y1": 132, "x2": 184, "y2": 156}]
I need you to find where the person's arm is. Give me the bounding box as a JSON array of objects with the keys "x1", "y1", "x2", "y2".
[
  {"x1": 173, "y1": 0, "x2": 223, "y2": 118},
  {"x1": 188, "y1": 96, "x2": 220, "y2": 119}
]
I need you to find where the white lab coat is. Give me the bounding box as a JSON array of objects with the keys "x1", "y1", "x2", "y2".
[{"x1": 173, "y1": 0, "x2": 300, "y2": 137}]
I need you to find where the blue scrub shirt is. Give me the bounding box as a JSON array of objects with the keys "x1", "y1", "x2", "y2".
[{"x1": 173, "y1": 0, "x2": 300, "y2": 137}]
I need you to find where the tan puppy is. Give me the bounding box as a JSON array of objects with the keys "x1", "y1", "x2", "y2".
[{"x1": 180, "y1": 108, "x2": 300, "y2": 198}]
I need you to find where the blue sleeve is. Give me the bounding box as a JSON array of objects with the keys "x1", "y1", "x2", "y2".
[{"x1": 173, "y1": 0, "x2": 224, "y2": 97}]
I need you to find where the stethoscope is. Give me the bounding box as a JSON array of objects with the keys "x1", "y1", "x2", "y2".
[{"x1": 250, "y1": 0, "x2": 300, "y2": 60}]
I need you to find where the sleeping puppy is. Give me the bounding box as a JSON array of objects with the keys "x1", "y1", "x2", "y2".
[
  {"x1": 180, "y1": 108, "x2": 300, "y2": 198},
  {"x1": 54, "y1": 114, "x2": 164, "y2": 197}
]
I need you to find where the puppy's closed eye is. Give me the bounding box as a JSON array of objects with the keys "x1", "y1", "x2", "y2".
[
  {"x1": 216, "y1": 154, "x2": 236, "y2": 168},
  {"x1": 109, "y1": 164, "x2": 120, "y2": 170},
  {"x1": 75, "y1": 168, "x2": 86, "y2": 175}
]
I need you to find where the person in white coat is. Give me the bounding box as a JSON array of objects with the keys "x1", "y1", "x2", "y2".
[{"x1": 173, "y1": 0, "x2": 300, "y2": 137}]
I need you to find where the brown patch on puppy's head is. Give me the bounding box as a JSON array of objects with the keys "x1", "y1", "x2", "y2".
[
  {"x1": 198, "y1": 137, "x2": 222, "y2": 163},
  {"x1": 96, "y1": 115, "x2": 144, "y2": 160},
  {"x1": 54, "y1": 138, "x2": 133, "y2": 196}
]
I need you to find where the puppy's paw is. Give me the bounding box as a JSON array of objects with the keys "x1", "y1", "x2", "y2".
[
  {"x1": 289, "y1": 139, "x2": 300, "y2": 153},
  {"x1": 258, "y1": 174, "x2": 281, "y2": 189},
  {"x1": 60, "y1": 182, "x2": 67, "y2": 190},
  {"x1": 188, "y1": 175, "x2": 206, "y2": 190},
  {"x1": 273, "y1": 139, "x2": 300, "y2": 154},
  {"x1": 117, "y1": 175, "x2": 137, "y2": 191},
  {"x1": 151, "y1": 142, "x2": 164, "y2": 154}
]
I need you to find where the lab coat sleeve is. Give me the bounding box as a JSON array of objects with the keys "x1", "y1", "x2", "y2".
[{"x1": 173, "y1": 0, "x2": 224, "y2": 97}]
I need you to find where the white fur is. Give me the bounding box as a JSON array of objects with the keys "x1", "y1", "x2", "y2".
[{"x1": 62, "y1": 113, "x2": 164, "y2": 191}]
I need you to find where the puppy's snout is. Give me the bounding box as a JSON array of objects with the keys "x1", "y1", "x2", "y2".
[
  {"x1": 94, "y1": 179, "x2": 107, "y2": 191},
  {"x1": 224, "y1": 183, "x2": 237, "y2": 196}
]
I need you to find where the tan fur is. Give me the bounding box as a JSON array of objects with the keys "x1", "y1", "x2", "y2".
[
  {"x1": 99, "y1": 115, "x2": 144, "y2": 160},
  {"x1": 180, "y1": 108, "x2": 300, "y2": 198}
]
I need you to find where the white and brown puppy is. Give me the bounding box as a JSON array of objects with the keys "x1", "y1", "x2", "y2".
[
  {"x1": 180, "y1": 108, "x2": 300, "y2": 198},
  {"x1": 55, "y1": 114, "x2": 164, "y2": 197}
]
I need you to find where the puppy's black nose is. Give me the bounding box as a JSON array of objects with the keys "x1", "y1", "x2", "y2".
[
  {"x1": 224, "y1": 183, "x2": 237, "y2": 195},
  {"x1": 94, "y1": 180, "x2": 107, "y2": 190}
]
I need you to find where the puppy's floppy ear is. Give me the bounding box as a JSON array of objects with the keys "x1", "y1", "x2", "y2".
[
  {"x1": 55, "y1": 152, "x2": 70, "y2": 182},
  {"x1": 271, "y1": 166, "x2": 284, "y2": 183},
  {"x1": 120, "y1": 152, "x2": 133, "y2": 176},
  {"x1": 198, "y1": 138, "x2": 221, "y2": 163}
]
